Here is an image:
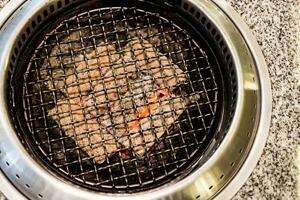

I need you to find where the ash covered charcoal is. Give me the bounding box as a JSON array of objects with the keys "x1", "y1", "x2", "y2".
[
  {"x1": 48, "y1": 97, "x2": 121, "y2": 164},
  {"x1": 48, "y1": 37, "x2": 200, "y2": 164}
]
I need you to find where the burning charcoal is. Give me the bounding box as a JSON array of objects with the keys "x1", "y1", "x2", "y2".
[{"x1": 48, "y1": 37, "x2": 200, "y2": 164}]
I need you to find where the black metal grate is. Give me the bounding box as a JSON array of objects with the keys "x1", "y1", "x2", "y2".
[{"x1": 21, "y1": 7, "x2": 219, "y2": 191}]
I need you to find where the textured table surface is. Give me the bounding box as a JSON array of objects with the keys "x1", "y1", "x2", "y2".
[
  {"x1": 227, "y1": 0, "x2": 299, "y2": 199},
  {"x1": 0, "y1": 0, "x2": 299, "y2": 199}
]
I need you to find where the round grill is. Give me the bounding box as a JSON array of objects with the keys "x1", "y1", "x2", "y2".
[
  {"x1": 21, "y1": 7, "x2": 219, "y2": 190},
  {"x1": 6, "y1": 0, "x2": 240, "y2": 196},
  {"x1": 0, "y1": 0, "x2": 272, "y2": 199}
]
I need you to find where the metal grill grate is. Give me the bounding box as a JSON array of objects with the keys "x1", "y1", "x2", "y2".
[{"x1": 21, "y1": 7, "x2": 219, "y2": 191}]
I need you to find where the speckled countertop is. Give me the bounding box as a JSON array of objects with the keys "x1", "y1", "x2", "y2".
[
  {"x1": 0, "y1": 0, "x2": 299, "y2": 199},
  {"x1": 227, "y1": 0, "x2": 299, "y2": 199}
]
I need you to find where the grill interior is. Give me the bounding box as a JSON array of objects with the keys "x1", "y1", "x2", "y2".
[{"x1": 7, "y1": 0, "x2": 237, "y2": 193}]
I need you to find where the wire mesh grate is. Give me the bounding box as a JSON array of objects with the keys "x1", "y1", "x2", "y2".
[{"x1": 21, "y1": 7, "x2": 219, "y2": 191}]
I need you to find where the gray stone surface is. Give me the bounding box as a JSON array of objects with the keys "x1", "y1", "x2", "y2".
[
  {"x1": 226, "y1": 0, "x2": 300, "y2": 199},
  {"x1": 0, "y1": 0, "x2": 299, "y2": 199}
]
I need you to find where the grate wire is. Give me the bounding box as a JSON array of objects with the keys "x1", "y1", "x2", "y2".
[{"x1": 21, "y1": 7, "x2": 219, "y2": 191}]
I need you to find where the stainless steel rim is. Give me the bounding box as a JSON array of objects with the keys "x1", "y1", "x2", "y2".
[
  {"x1": 213, "y1": 0, "x2": 272, "y2": 198},
  {"x1": 0, "y1": 0, "x2": 272, "y2": 199}
]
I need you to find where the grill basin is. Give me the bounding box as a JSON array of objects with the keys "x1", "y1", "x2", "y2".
[
  {"x1": 0, "y1": 0, "x2": 270, "y2": 199},
  {"x1": 19, "y1": 5, "x2": 223, "y2": 192}
]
